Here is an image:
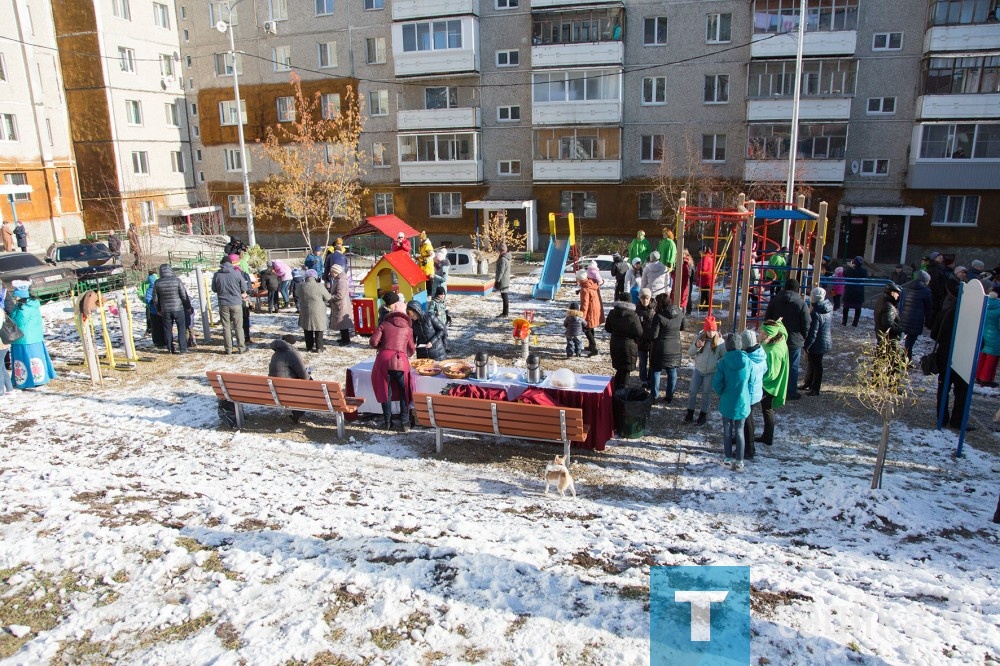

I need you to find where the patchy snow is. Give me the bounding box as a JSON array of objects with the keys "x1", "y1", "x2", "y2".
[{"x1": 0, "y1": 269, "x2": 997, "y2": 665}]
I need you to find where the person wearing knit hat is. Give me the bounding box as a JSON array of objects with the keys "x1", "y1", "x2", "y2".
[
  {"x1": 741, "y1": 328, "x2": 767, "y2": 458},
  {"x1": 578, "y1": 264, "x2": 603, "y2": 355},
  {"x1": 713, "y1": 331, "x2": 751, "y2": 470},
  {"x1": 755, "y1": 319, "x2": 789, "y2": 446},
  {"x1": 391, "y1": 232, "x2": 411, "y2": 254},
  {"x1": 305, "y1": 246, "x2": 324, "y2": 273},
  {"x1": 841, "y1": 251, "x2": 869, "y2": 327},
  {"x1": 954, "y1": 266, "x2": 968, "y2": 282},
  {"x1": 495, "y1": 241, "x2": 512, "y2": 317},
  {"x1": 323, "y1": 239, "x2": 348, "y2": 284},
  {"x1": 703, "y1": 315, "x2": 718, "y2": 332},
  {"x1": 213, "y1": 250, "x2": 249, "y2": 352},
  {"x1": 635, "y1": 287, "x2": 655, "y2": 382},
  {"x1": 801, "y1": 285, "x2": 833, "y2": 396},
  {"x1": 900, "y1": 269, "x2": 934, "y2": 360},
  {"x1": 625, "y1": 258, "x2": 643, "y2": 304},
  {"x1": 641, "y1": 251, "x2": 669, "y2": 297},
  {"x1": 7, "y1": 283, "x2": 56, "y2": 389},
  {"x1": 328, "y1": 260, "x2": 352, "y2": 345},
  {"x1": 377, "y1": 291, "x2": 402, "y2": 325},
  {"x1": 685, "y1": 315, "x2": 725, "y2": 425},
  {"x1": 874, "y1": 281, "x2": 903, "y2": 345},
  {"x1": 296, "y1": 265, "x2": 333, "y2": 352},
  {"x1": 427, "y1": 285, "x2": 451, "y2": 352}
]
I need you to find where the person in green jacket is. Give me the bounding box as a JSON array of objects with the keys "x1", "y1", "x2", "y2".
[
  {"x1": 756, "y1": 319, "x2": 789, "y2": 446},
  {"x1": 657, "y1": 228, "x2": 677, "y2": 270},
  {"x1": 628, "y1": 230, "x2": 652, "y2": 263},
  {"x1": 767, "y1": 248, "x2": 788, "y2": 297}
]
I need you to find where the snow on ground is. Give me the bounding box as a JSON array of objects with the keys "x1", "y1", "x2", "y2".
[{"x1": 0, "y1": 269, "x2": 998, "y2": 665}]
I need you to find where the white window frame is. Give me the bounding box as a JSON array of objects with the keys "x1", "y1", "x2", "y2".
[
  {"x1": 369, "y1": 90, "x2": 389, "y2": 116},
  {"x1": 498, "y1": 159, "x2": 521, "y2": 176},
  {"x1": 374, "y1": 192, "x2": 393, "y2": 215},
  {"x1": 131, "y1": 151, "x2": 149, "y2": 175},
  {"x1": 195, "y1": 149, "x2": 202, "y2": 162},
  {"x1": 224, "y1": 148, "x2": 249, "y2": 172},
  {"x1": 429, "y1": 192, "x2": 462, "y2": 217},
  {"x1": 424, "y1": 86, "x2": 457, "y2": 110},
  {"x1": 372, "y1": 142, "x2": 389, "y2": 167},
  {"x1": 159, "y1": 54, "x2": 174, "y2": 78},
  {"x1": 315, "y1": 0, "x2": 334, "y2": 15},
  {"x1": 269, "y1": 0, "x2": 288, "y2": 21},
  {"x1": 560, "y1": 190, "x2": 597, "y2": 218},
  {"x1": 866, "y1": 96, "x2": 896, "y2": 115},
  {"x1": 112, "y1": 0, "x2": 131, "y2": 20},
  {"x1": 931, "y1": 194, "x2": 979, "y2": 226},
  {"x1": 638, "y1": 191, "x2": 663, "y2": 220},
  {"x1": 401, "y1": 20, "x2": 464, "y2": 53},
  {"x1": 152, "y1": 2, "x2": 170, "y2": 29},
  {"x1": 4, "y1": 173, "x2": 29, "y2": 201},
  {"x1": 497, "y1": 49, "x2": 519, "y2": 67},
  {"x1": 859, "y1": 158, "x2": 889, "y2": 176},
  {"x1": 190, "y1": 102, "x2": 198, "y2": 116},
  {"x1": 209, "y1": 2, "x2": 236, "y2": 25},
  {"x1": 643, "y1": 17, "x2": 668, "y2": 46},
  {"x1": 198, "y1": 171, "x2": 205, "y2": 182},
  {"x1": 228, "y1": 194, "x2": 247, "y2": 217},
  {"x1": 364, "y1": 0, "x2": 384, "y2": 9},
  {"x1": 497, "y1": 105, "x2": 520, "y2": 122},
  {"x1": 273, "y1": 46, "x2": 291, "y2": 72},
  {"x1": 872, "y1": 32, "x2": 903, "y2": 51},
  {"x1": 497, "y1": 0, "x2": 518, "y2": 8},
  {"x1": 318, "y1": 41, "x2": 337, "y2": 69},
  {"x1": 704, "y1": 74, "x2": 729, "y2": 104},
  {"x1": 125, "y1": 99, "x2": 143, "y2": 126},
  {"x1": 140, "y1": 201, "x2": 155, "y2": 225},
  {"x1": 170, "y1": 151, "x2": 185, "y2": 173},
  {"x1": 214, "y1": 52, "x2": 242, "y2": 76},
  {"x1": 0, "y1": 54, "x2": 6, "y2": 83},
  {"x1": 321, "y1": 93, "x2": 341, "y2": 119},
  {"x1": 192, "y1": 125, "x2": 200, "y2": 137},
  {"x1": 702, "y1": 134, "x2": 727, "y2": 162},
  {"x1": 366, "y1": 37, "x2": 387, "y2": 65},
  {"x1": 640, "y1": 135, "x2": 664, "y2": 163},
  {"x1": 276, "y1": 96, "x2": 295, "y2": 122},
  {"x1": 219, "y1": 99, "x2": 247, "y2": 126},
  {"x1": 642, "y1": 76, "x2": 666, "y2": 105},
  {"x1": 706, "y1": 13, "x2": 732, "y2": 44},
  {"x1": 118, "y1": 47, "x2": 136, "y2": 73}
]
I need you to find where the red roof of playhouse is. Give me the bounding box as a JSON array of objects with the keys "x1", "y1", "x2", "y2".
[
  {"x1": 342, "y1": 214, "x2": 420, "y2": 241},
  {"x1": 361, "y1": 250, "x2": 427, "y2": 287}
]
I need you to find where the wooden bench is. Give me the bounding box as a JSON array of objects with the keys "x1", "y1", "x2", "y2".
[
  {"x1": 206, "y1": 371, "x2": 364, "y2": 437},
  {"x1": 412, "y1": 392, "x2": 588, "y2": 464}
]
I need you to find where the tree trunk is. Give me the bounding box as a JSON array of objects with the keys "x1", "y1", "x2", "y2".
[{"x1": 871, "y1": 419, "x2": 891, "y2": 490}]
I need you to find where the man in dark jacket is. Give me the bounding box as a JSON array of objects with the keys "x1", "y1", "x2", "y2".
[
  {"x1": 764, "y1": 278, "x2": 810, "y2": 400},
  {"x1": 269, "y1": 334, "x2": 310, "y2": 423},
  {"x1": 495, "y1": 243, "x2": 511, "y2": 318},
  {"x1": 107, "y1": 231, "x2": 122, "y2": 260},
  {"x1": 258, "y1": 263, "x2": 281, "y2": 313},
  {"x1": 610, "y1": 252, "x2": 630, "y2": 303},
  {"x1": 604, "y1": 300, "x2": 644, "y2": 390},
  {"x1": 926, "y1": 251, "x2": 952, "y2": 322},
  {"x1": 899, "y1": 271, "x2": 933, "y2": 360},
  {"x1": 932, "y1": 283, "x2": 975, "y2": 431},
  {"x1": 841, "y1": 256, "x2": 868, "y2": 326},
  {"x1": 212, "y1": 256, "x2": 247, "y2": 354},
  {"x1": 406, "y1": 300, "x2": 446, "y2": 360},
  {"x1": 874, "y1": 283, "x2": 904, "y2": 344},
  {"x1": 151, "y1": 264, "x2": 192, "y2": 354}
]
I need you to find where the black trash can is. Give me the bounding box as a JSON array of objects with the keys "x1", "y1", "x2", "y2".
[{"x1": 613, "y1": 387, "x2": 653, "y2": 438}]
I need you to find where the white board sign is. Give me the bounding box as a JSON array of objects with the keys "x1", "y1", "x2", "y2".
[{"x1": 952, "y1": 279, "x2": 986, "y2": 383}]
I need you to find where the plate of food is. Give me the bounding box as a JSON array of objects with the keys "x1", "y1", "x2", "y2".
[
  {"x1": 439, "y1": 360, "x2": 473, "y2": 379},
  {"x1": 411, "y1": 358, "x2": 436, "y2": 371}
]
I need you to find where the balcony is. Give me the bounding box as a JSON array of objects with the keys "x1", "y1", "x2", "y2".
[
  {"x1": 392, "y1": 0, "x2": 478, "y2": 21},
  {"x1": 398, "y1": 107, "x2": 481, "y2": 131},
  {"x1": 919, "y1": 93, "x2": 1000, "y2": 119},
  {"x1": 531, "y1": 41, "x2": 623, "y2": 68},
  {"x1": 751, "y1": 31, "x2": 857, "y2": 58},
  {"x1": 925, "y1": 23, "x2": 1000, "y2": 51},
  {"x1": 531, "y1": 0, "x2": 621, "y2": 7},
  {"x1": 533, "y1": 159, "x2": 621, "y2": 182},
  {"x1": 744, "y1": 160, "x2": 846, "y2": 183},
  {"x1": 747, "y1": 98, "x2": 852, "y2": 122},
  {"x1": 908, "y1": 161, "x2": 1000, "y2": 189},
  {"x1": 533, "y1": 100, "x2": 621, "y2": 125},
  {"x1": 391, "y1": 18, "x2": 479, "y2": 78},
  {"x1": 399, "y1": 160, "x2": 483, "y2": 184}
]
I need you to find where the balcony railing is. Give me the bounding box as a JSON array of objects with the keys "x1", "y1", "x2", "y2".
[
  {"x1": 392, "y1": 0, "x2": 479, "y2": 21},
  {"x1": 397, "y1": 107, "x2": 481, "y2": 131},
  {"x1": 747, "y1": 98, "x2": 852, "y2": 121},
  {"x1": 751, "y1": 31, "x2": 857, "y2": 58},
  {"x1": 532, "y1": 159, "x2": 621, "y2": 182},
  {"x1": 907, "y1": 161, "x2": 1000, "y2": 189},
  {"x1": 744, "y1": 159, "x2": 846, "y2": 183}
]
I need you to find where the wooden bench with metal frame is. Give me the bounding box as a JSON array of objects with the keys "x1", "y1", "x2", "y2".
[
  {"x1": 412, "y1": 392, "x2": 588, "y2": 463},
  {"x1": 206, "y1": 371, "x2": 364, "y2": 437}
]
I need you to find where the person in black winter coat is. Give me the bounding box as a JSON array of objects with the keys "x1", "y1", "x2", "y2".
[
  {"x1": 107, "y1": 231, "x2": 122, "y2": 260},
  {"x1": 223, "y1": 235, "x2": 248, "y2": 257},
  {"x1": 610, "y1": 252, "x2": 630, "y2": 303},
  {"x1": 269, "y1": 334, "x2": 310, "y2": 423},
  {"x1": 932, "y1": 283, "x2": 975, "y2": 431},
  {"x1": 842, "y1": 256, "x2": 868, "y2": 326},
  {"x1": 874, "y1": 283, "x2": 904, "y2": 345},
  {"x1": 801, "y1": 287, "x2": 833, "y2": 395},
  {"x1": 151, "y1": 264, "x2": 192, "y2": 353},
  {"x1": 764, "y1": 278, "x2": 810, "y2": 400},
  {"x1": 635, "y1": 288, "x2": 655, "y2": 383},
  {"x1": 258, "y1": 264, "x2": 282, "y2": 313},
  {"x1": 899, "y1": 271, "x2": 933, "y2": 360},
  {"x1": 647, "y1": 292, "x2": 685, "y2": 402},
  {"x1": 406, "y1": 300, "x2": 446, "y2": 360},
  {"x1": 604, "y1": 300, "x2": 644, "y2": 390}
]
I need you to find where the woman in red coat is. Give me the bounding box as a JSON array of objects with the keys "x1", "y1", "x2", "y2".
[
  {"x1": 370, "y1": 292, "x2": 416, "y2": 431},
  {"x1": 673, "y1": 253, "x2": 692, "y2": 312},
  {"x1": 697, "y1": 249, "x2": 715, "y2": 311},
  {"x1": 578, "y1": 270, "x2": 605, "y2": 357}
]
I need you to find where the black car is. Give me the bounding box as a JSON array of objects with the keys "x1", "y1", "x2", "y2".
[
  {"x1": 45, "y1": 241, "x2": 126, "y2": 290},
  {"x1": 0, "y1": 251, "x2": 76, "y2": 300}
]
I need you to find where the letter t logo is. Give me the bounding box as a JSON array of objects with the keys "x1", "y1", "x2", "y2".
[{"x1": 674, "y1": 590, "x2": 728, "y2": 641}]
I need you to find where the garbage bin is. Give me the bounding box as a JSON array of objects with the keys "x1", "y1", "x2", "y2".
[{"x1": 613, "y1": 387, "x2": 653, "y2": 438}]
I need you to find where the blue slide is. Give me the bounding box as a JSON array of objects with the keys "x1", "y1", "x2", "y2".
[{"x1": 531, "y1": 237, "x2": 571, "y2": 300}]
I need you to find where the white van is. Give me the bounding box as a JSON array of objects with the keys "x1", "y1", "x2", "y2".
[{"x1": 446, "y1": 248, "x2": 489, "y2": 276}]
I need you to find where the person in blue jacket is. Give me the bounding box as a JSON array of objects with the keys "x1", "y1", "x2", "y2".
[
  {"x1": 741, "y1": 329, "x2": 768, "y2": 460},
  {"x1": 801, "y1": 287, "x2": 833, "y2": 396},
  {"x1": 713, "y1": 332, "x2": 752, "y2": 471},
  {"x1": 8, "y1": 284, "x2": 56, "y2": 389},
  {"x1": 143, "y1": 270, "x2": 165, "y2": 348}
]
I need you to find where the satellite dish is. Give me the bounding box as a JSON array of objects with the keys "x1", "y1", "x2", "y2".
[{"x1": 215, "y1": 20, "x2": 228, "y2": 33}]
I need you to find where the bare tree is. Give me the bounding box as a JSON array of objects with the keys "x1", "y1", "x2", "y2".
[
  {"x1": 254, "y1": 73, "x2": 367, "y2": 249},
  {"x1": 85, "y1": 171, "x2": 157, "y2": 273},
  {"x1": 470, "y1": 210, "x2": 526, "y2": 261}
]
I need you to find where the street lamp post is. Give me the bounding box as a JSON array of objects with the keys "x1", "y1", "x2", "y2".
[
  {"x1": 217, "y1": 0, "x2": 256, "y2": 247},
  {"x1": 783, "y1": 0, "x2": 807, "y2": 245}
]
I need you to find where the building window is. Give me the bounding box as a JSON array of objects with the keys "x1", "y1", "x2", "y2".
[
  {"x1": 496, "y1": 50, "x2": 519, "y2": 67},
  {"x1": 219, "y1": 99, "x2": 247, "y2": 126},
  {"x1": 866, "y1": 97, "x2": 896, "y2": 114},
  {"x1": 269, "y1": 0, "x2": 288, "y2": 21},
  {"x1": 191, "y1": 102, "x2": 198, "y2": 116},
  {"x1": 170, "y1": 151, "x2": 185, "y2": 173},
  {"x1": 638, "y1": 192, "x2": 663, "y2": 220},
  {"x1": 497, "y1": 105, "x2": 520, "y2": 122},
  {"x1": 318, "y1": 41, "x2": 337, "y2": 68},
  {"x1": 192, "y1": 126, "x2": 200, "y2": 137},
  {"x1": 859, "y1": 158, "x2": 888, "y2": 175},
  {"x1": 365, "y1": 37, "x2": 386, "y2": 65},
  {"x1": 429, "y1": 192, "x2": 462, "y2": 217},
  {"x1": 925, "y1": 56, "x2": 1000, "y2": 95},
  {"x1": 364, "y1": 0, "x2": 383, "y2": 9},
  {"x1": 531, "y1": 8, "x2": 624, "y2": 46},
  {"x1": 214, "y1": 52, "x2": 242, "y2": 76},
  {"x1": 152, "y1": 2, "x2": 170, "y2": 28},
  {"x1": 640, "y1": 135, "x2": 664, "y2": 163},
  {"x1": 425, "y1": 87, "x2": 457, "y2": 109},
  {"x1": 560, "y1": 191, "x2": 597, "y2": 218},
  {"x1": 118, "y1": 47, "x2": 136, "y2": 73},
  {"x1": 753, "y1": 0, "x2": 859, "y2": 34},
  {"x1": 643, "y1": 17, "x2": 667, "y2": 45},
  {"x1": 273, "y1": 46, "x2": 291, "y2": 71},
  {"x1": 498, "y1": 160, "x2": 521, "y2": 176},
  {"x1": 369, "y1": 90, "x2": 389, "y2": 116},
  {"x1": 195, "y1": 149, "x2": 202, "y2": 162},
  {"x1": 748, "y1": 123, "x2": 848, "y2": 159},
  {"x1": 706, "y1": 13, "x2": 731, "y2": 43},
  {"x1": 125, "y1": 100, "x2": 143, "y2": 125},
  {"x1": 372, "y1": 142, "x2": 389, "y2": 167},
  {"x1": 316, "y1": 0, "x2": 334, "y2": 15},
  {"x1": 702, "y1": 134, "x2": 727, "y2": 162},
  {"x1": 179, "y1": 5, "x2": 186, "y2": 19},
  {"x1": 159, "y1": 54, "x2": 174, "y2": 78},
  {"x1": 535, "y1": 127, "x2": 620, "y2": 160},
  {"x1": 932, "y1": 195, "x2": 978, "y2": 225},
  {"x1": 131, "y1": 151, "x2": 149, "y2": 175},
  {"x1": 399, "y1": 132, "x2": 477, "y2": 162},
  {"x1": 140, "y1": 201, "x2": 155, "y2": 225},
  {"x1": 497, "y1": 0, "x2": 518, "y2": 7},
  {"x1": 704, "y1": 75, "x2": 729, "y2": 103},
  {"x1": 918, "y1": 123, "x2": 1000, "y2": 159},
  {"x1": 276, "y1": 96, "x2": 295, "y2": 122},
  {"x1": 4, "y1": 173, "x2": 29, "y2": 201},
  {"x1": 112, "y1": 0, "x2": 131, "y2": 20},
  {"x1": 198, "y1": 171, "x2": 205, "y2": 182},
  {"x1": 930, "y1": 0, "x2": 998, "y2": 26},
  {"x1": 374, "y1": 193, "x2": 393, "y2": 215},
  {"x1": 321, "y1": 93, "x2": 341, "y2": 119},
  {"x1": 642, "y1": 76, "x2": 666, "y2": 105},
  {"x1": 872, "y1": 32, "x2": 902, "y2": 51},
  {"x1": 224, "y1": 148, "x2": 249, "y2": 172},
  {"x1": 747, "y1": 58, "x2": 857, "y2": 98},
  {"x1": 209, "y1": 2, "x2": 236, "y2": 25},
  {"x1": 183, "y1": 29, "x2": 189, "y2": 41},
  {"x1": 228, "y1": 195, "x2": 247, "y2": 217},
  {"x1": 533, "y1": 69, "x2": 620, "y2": 102},
  {"x1": 401, "y1": 20, "x2": 463, "y2": 52},
  {"x1": 0, "y1": 54, "x2": 6, "y2": 82}
]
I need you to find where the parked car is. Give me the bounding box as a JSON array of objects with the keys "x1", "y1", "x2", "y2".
[
  {"x1": 45, "y1": 241, "x2": 126, "y2": 290},
  {"x1": 530, "y1": 254, "x2": 615, "y2": 283},
  {"x1": 0, "y1": 251, "x2": 76, "y2": 299},
  {"x1": 445, "y1": 248, "x2": 489, "y2": 276}
]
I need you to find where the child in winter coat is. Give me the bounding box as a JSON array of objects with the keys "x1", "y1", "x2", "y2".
[
  {"x1": 685, "y1": 315, "x2": 725, "y2": 425},
  {"x1": 563, "y1": 301, "x2": 586, "y2": 358},
  {"x1": 713, "y1": 332, "x2": 752, "y2": 471},
  {"x1": 830, "y1": 266, "x2": 845, "y2": 311},
  {"x1": 427, "y1": 287, "x2": 450, "y2": 352}
]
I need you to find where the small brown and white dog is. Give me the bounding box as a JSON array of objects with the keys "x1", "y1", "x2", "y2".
[{"x1": 544, "y1": 455, "x2": 576, "y2": 499}]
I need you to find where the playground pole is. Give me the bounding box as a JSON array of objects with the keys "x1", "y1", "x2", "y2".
[
  {"x1": 672, "y1": 192, "x2": 687, "y2": 310},
  {"x1": 195, "y1": 267, "x2": 213, "y2": 343},
  {"x1": 813, "y1": 201, "x2": 829, "y2": 292},
  {"x1": 738, "y1": 201, "x2": 756, "y2": 332},
  {"x1": 728, "y1": 216, "x2": 740, "y2": 329}
]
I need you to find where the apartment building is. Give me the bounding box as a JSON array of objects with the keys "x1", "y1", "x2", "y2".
[
  {"x1": 0, "y1": 0, "x2": 83, "y2": 250},
  {"x1": 51, "y1": 0, "x2": 196, "y2": 235},
  {"x1": 178, "y1": 0, "x2": 1000, "y2": 264}
]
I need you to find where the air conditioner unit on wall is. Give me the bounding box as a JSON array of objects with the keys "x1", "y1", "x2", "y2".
[{"x1": 263, "y1": 21, "x2": 277, "y2": 34}]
